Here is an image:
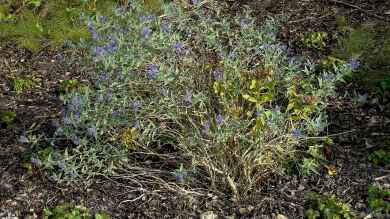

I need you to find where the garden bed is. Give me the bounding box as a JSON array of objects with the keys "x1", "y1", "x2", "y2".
[{"x1": 0, "y1": 0, "x2": 389, "y2": 218}]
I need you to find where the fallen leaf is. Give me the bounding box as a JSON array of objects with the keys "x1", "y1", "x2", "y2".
[{"x1": 200, "y1": 211, "x2": 217, "y2": 219}]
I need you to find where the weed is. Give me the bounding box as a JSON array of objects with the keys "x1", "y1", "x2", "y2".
[
  {"x1": 0, "y1": 111, "x2": 16, "y2": 128},
  {"x1": 59, "y1": 79, "x2": 79, "y2": 94},
  {"x1": 9, "y1": 76, "x2": 37, "y2": 94},
  {"x1": 43, "y1": 203, "x2": 110, "y2": 219},
  {"x1": 306, "y1": 192, "x2": 355, "y2": 219},
  {"x1": 300, "y1": 31, "x2": 328, "y2": 51}
]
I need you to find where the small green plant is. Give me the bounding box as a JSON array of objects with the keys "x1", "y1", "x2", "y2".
[
  {"x1": 367, "y1": 186, "x2": 390, "y2": 213},
  {"x1": 368, "y1": 149, "x2": 390, "y2": 167},
  {"x1": 301, "y1": 32, "x2": 328, "y2": 50},
  {"x1": 43, "y1": 203, "x2": 110, "y2": 219},
  {"x1": 306, "y1": 192, "x2": 355, "y2": 219},
  {"x1": 0, "y1": 111, "x2": 16, "y2": 127},
  {"x1": 9, "y1": 76, "x2": 37, "y2": 94}
]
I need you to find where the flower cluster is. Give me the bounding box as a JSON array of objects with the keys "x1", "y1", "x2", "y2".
[{"x1": 146, "y1": 64, "x2": 159, "y2": 79}]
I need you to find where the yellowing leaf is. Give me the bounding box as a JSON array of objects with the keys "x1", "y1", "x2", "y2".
[
  {"x1": 287, "y1": 102, "x2": 295, "y2": 111},
  {"x1": 213, "y1": 82, "x2": 219, "y2": 94},
  {"x1": 250, "y1": 79, "x2": 257, "y2": 90},
  {"x1": 242, "y1": 94, "x2": 257, "y2": 103},
  {"x1": 121, "y1": 127, "x2": 140, "y2": 150},
  {"x1": 324, "y1": 164, "x2": 337, "y2": 176}
]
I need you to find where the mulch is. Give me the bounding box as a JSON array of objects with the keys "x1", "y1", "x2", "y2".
[{"x1": 1, "y1": 0, "x2": 390, "y2": 218}]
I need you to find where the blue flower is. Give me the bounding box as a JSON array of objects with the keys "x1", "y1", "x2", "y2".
[
  {"x1": 213, "y1": 69, "x2": 224, "y2": 81},
  {"x1": 70, "y1": 95, "x2": 82, "y2": 112},
  {"x1": 357, "y1": 93, "x2": 368, "y2": 103},
  {"x1": 184, "y1": 89, "x2": 193, "y2": 103},
  {"x1": 92, "y1": 46, "x2": 105, "y2": 56},
  {"x1": 87, "y1": 20, "x2": 94, "y2": 31},
  {"x1": 111, "y1": 111, "x2": 121, "y2": 117},
  {"x1": 100, "y1": 72, "x2": 109, "y2": 81},
  {"x1": 174, "y1": 170, "x2": 187, "y2": 183},
  {"x1": 71, "y1": 135, "x2": 81, "y2": 145},
  {"x1": 139, "y1": 14, "x2": 155, "y2": 22},
  {"x1": 57, "y1": 161, "x2": 66, "y2": 171},
  {"x1": 91, "y1": 31, "x2": 98, "y2": 40},
  {"x1": 19, "y1": 135, "x2": 29, "y2": 143},
  {"x1": 190, "y1": 0, "x2": 199, "y2": 5},
  {"x1": 51, "y1": 119, "x2": 60, "y2": 128},
  {"x1": 161, "y1": 19, "x2": 169, "y2": 34},
  {"x1": 159, "y1": 88, "x2": 169, "y2": 96},
  {"x1": 267, "y1": 32, "x2": 276, "y2": 40},
  {"x1": 215, "y1": 114, "x2": 223, "y2": 125},
  {"x1": 140, "y1": 26, "x2": 152, "y2": 40},
  {"x1": 73, "y1": 111, "x2": 81, "y2": 119},
  {"x1": 274, "y1": 105, "x2": 281, "y2": 113},
  {"x1": 97, "y1": 15, "x2": 107, "y2": 23},
  {"x1": 87, "y1": 127, "x2": 97, "y2": 139},
  {"x1": 105, "y1": 41, "x2": 118, "y2": 53},
  {"x1": 146, "y1": 64, "x2": 159, "y2": 79},
  {"x1": 217, "y1": 51, "x2": 226, "y2": 59},
  {"x1": 106, "y1": 91, "x2": 113, "y2": 99},
  {"x1": 172, "y1": 42, "x2": 184, "y2": 54},
  {"x1": 291, "y1": 129, "x2": 302, "y2": 137},
  {"x1": 201, "y1": 121, "x2": 210, "y2": 135},
  {"x1": 347, "y1": 58, "x2": 360, "y2": 70},
  {"x1": 132, "y1": 101, "x2": 141, "y2": 112},
  {"x1": 67, "y1": 169, "x2": 77, "y2": 177},
  {"x1": 239, "y1": 18, "x2": 252, "y2": 29},
  {"x1": 134, "y1": 120, "x2": 141, "y2": 129},
  {"x1": 30, "y1": 157, "x2": 42, "y2": 166},
  {"x1": 260, "y1": 43, "x2": 270, "y2": 50},
  {"x1": 277, "y1": 43, "x2": 288, "y2": 51},
  {"x1": 63, "y1": 116, "x2": 72, "y2": 125}
]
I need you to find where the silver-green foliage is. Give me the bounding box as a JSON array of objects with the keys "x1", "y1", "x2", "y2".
[{"x1": 34, "y1": 0, "x2": 352, "y2": 197}]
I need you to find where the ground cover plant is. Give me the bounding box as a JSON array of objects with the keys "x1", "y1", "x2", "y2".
[
  {"x1": 43, "y1": 203, "x2": 110, "y2": 219},
  {"x1": 305, "y1": 192, "x2": 355, "y2": 219},
  {"x1": 0, "y1": 0, "x2": 119, "y2": 51},
  {"x1": 24, "y1": 0, "x2": 357, "y2": 202},
  {"x1": 367, "y1": 185, "x2": 390, "y2": 214}
]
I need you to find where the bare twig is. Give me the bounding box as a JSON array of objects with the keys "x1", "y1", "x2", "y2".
[
  {"x1": 375, "y1": 174, "x2": 390, "y2": 181},
  {"x1": 288, "y1": 12, "x2": 334, "y2": 24},
  {"x1": 328, "y1": 0, "x2": 390, "y2": 22}
]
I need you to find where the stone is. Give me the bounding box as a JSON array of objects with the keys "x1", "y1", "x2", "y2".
[
  {"x1": 277, "y1": 214, "x2": 288, "y2": 219},
  {"x1": 200, "y1": 211, "x2": 217, "y2": 219}
]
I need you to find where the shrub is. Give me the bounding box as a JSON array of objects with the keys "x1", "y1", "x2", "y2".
[
  {"x1": 306, "y1": 192, "x2": 355, "y2": 219},
  {"x1": 35, "y1": 0, "x2": 352, "y2": 199}
]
